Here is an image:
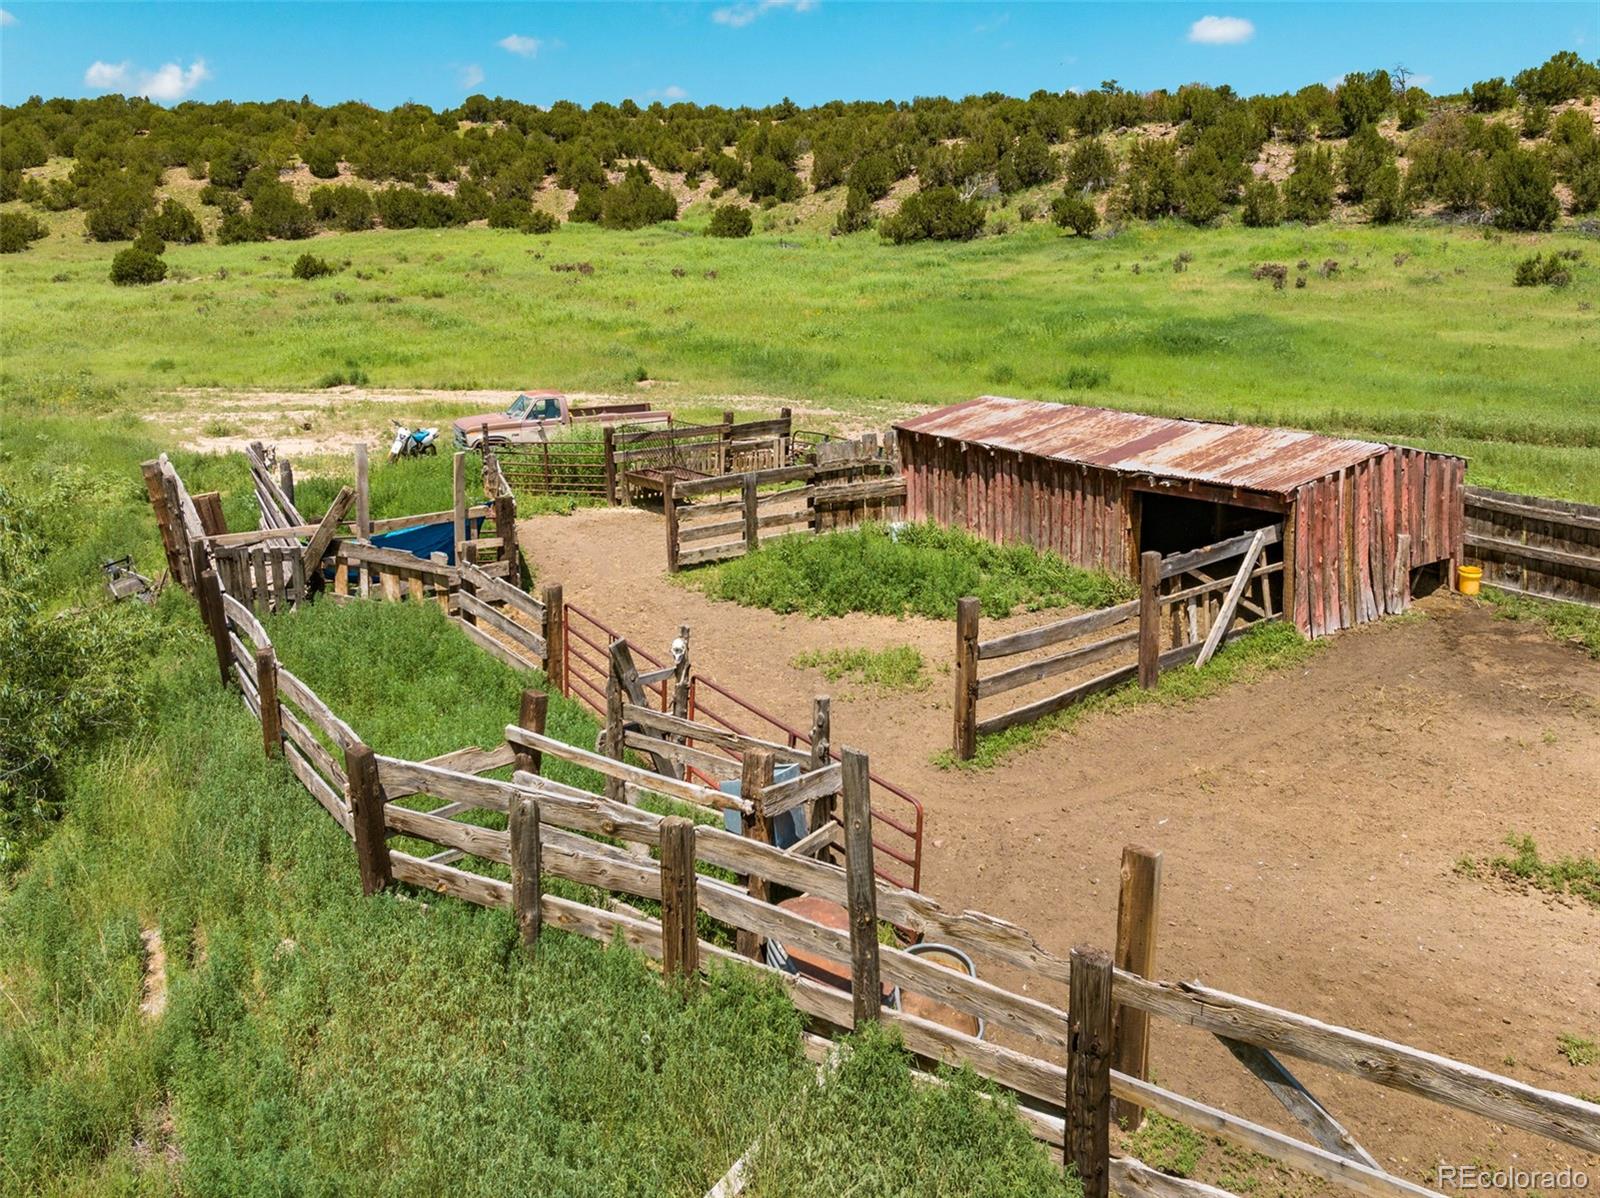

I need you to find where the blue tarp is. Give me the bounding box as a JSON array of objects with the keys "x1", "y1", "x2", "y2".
[{"x1": 371, "y1": 517, "x2": 483, "y2": 566}]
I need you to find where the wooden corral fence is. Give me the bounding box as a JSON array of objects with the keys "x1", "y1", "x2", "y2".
[
  {"x1": 1464, "y1": 485, "x2": 1600, "y2": 608},
  {"x1": 608, "y1": 411, "x2": 796, "y2": 505},
  {"x1": 665, "y1": 452, "x2": 906, "y2": 573},
  {"x1": 954, "y1": 526, "x2": 1284, "y2": 759},
  {"x1": 165, "y1": 527, "x2": 1600, "y2": 1198},
  {"x1": 142, "y1": 451, "x2": 564, "y2": 689}
]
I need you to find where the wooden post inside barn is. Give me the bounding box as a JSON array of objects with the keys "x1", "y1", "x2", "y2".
[
  {"x1": 345, "y1": 742, "x2": 393, "y2": 896},
  {"x1": 255, "y1": 645, "x2": 282, "y2": 759},
  {"x1": 1067, "y1": 946, "x2": 1114, "y2": 1198},
  {"x1": 1138, "y1": 550, "x2": 1162, "y2": 689},
  {"x1": 1112, "y1": 846, "x2": 1162, "y2": 1130},
  {"x1": 954, "y1": 596, "x2": 980, "y2": 760},
  {"x1": 659, "y1": 816, "x2": 699, "y2": 986},
  {"x1": 510, "y1": 796, "x2": 542, "y2": 954},
  {"x1": 842, "y1": 747, "x2": 881, "y2": 1027}
]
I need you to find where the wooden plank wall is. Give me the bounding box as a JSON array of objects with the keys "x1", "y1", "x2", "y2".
[
  {"x1": 903, "y1": 433, "x2": 1465, "y2": 640},
  {"x1": 1289, "y1": 450, "x2": 1465, "y2": 638},
  {"x1": 1464, "y1": 486, "x2": 1600, "y2": 607},
  {"x1": 900, "y1": 434, "x2": 1128, "y2": 573}
]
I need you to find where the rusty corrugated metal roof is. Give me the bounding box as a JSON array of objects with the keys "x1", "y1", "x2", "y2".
[{"x1": 895, "y1": 397, "x2": 1397, "y2": 496}]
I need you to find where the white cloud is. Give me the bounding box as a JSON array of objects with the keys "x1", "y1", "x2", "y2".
[
  {"x1": 141, "y1": 59, "x2": 211, "y2": 101},
  {"x1": 85, "y1": 60, "x2": 131, "y2": 89},
  {"x1": 84, "y1": 57, "x2": 209, "y2": 101},
  {"x1": 711, "y1": 0, "x2": 816, "y2": 29},
  {"x1": 659, "y1": 84, "x2": 688, "y2": 100},
  {"x1": 459, "y1": 63, "x2": 485, "y2": 90},
  {"x1": 1187, "y1": 15, "x2": 1254, "y2": 45},
  {"x1": 497, "y1": 33, "x2": 540, "y2": 57},
  {"x1": 0, "y1": 9, "x2": 18, "y2": 26}
]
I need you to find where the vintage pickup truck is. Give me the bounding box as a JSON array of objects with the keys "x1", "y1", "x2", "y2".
[{"x1": 452, "y1": 392, "x2": 666, "y2": 448}]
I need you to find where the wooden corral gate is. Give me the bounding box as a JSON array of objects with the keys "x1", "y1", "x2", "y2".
[
  {"x1": 1465, "y1": 485, "x2": 1600, "y2": 607},
  {"x1": 954, "y1": 525, "x2": 1285, "y2": 758},
  {"x1": 896, "y1": 398, "x2": 1466, "y2": 639},
  {"x1": 559, "y1": 602, "x2": 924, "y2": 891}
]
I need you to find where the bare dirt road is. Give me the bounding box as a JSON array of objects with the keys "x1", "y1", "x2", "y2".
[{"x1": 524, "y1": 503, "x2": 1600, "y2": 1189}]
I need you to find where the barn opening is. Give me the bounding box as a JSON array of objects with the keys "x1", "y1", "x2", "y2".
[
  {"x1": 1133, "y1": 490, "x2": 1280, "y2": 557},
  {"x1": 894, "y1": 397, "x2": 1467, "y2": 638}
]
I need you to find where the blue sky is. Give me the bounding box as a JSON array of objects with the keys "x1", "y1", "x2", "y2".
[{"x1": 1, "y1": 3, "x2": 1594, "y2": 110}]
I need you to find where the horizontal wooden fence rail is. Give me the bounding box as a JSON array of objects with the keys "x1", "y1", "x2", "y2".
[
  {"x1": 1464, "y1": 485, "x2": 1600, "y2": 608},
  {"x1": 665, "y1": 456, "x2": 906, "y2": 573},
  {"x1": 150, "y1": 452, "x2": 1600, "y2": 1198},
  {"x1": 955, "y1": 526, "x2": 1285, "y2": 758}
]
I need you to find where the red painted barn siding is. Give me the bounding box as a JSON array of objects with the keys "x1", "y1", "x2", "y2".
[{"x1": 898, "y1": 432, "x2": 1463, "y2": 639}]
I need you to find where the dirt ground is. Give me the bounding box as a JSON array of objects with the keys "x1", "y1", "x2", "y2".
[
  {"x1": 149, "y1": 387, "x2": 852, "y2": 458},
  {"x1": 524, "y1": 504, "x2": 1600, "y2": 1190}
]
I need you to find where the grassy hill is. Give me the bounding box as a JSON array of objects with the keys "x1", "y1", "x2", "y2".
[{"x1": 4, "y1": 217, "x2": 1597, "y2": 501}]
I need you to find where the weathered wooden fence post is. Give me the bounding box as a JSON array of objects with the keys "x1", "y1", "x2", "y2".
[
  {"x1": 354, "y1": 443, "x2": 371, "y2": 538},
  {"x1": 345, "y1": 743, "x2": 393, "y2": 896},
  {"x1": 1138, "y1": 550, "x2": 1163, "y2": 689},
  {"x1": 842, "y1": 747, "x2": 881, "y2": 1026},
  {"x1": 719, "y1": 409, "x2": 735, "y2": 473},
  {"x1": 452, "y1": 451, "x2": 467, "y2": 563},
  {"x1": 510, "y1": 796, "x2": 542, "y2": 954},
  {"x1": 602, "y1": 425, "x2": 618, "y2": 506},
  {"x1": 512, "y1": 689, "x2": 547, "y2": 776},
  {"x1": 541, "y1": 583, "x2": 565, "y2": 689},
  {"x1": 736, "y1": 749, "x2": 775, "y2": 960},
  {"x1": 664, "y1": 478, "x2": 680, "y2": 573},
  {"x1": 256, "y1": 645, "x2": 282, "y2": 759},
  {"x1": 806, "y1": 696, "x2": 833, "y2": 843},
  {"x1": 198, "y1": 567, "x2": 232, "y2": 688},
  {"x1": 742, "y1": 473, "x2": 759, "y2": 555},
  {"x1": 1067, "y1": 946, "x2": 1113, "y2": 1198},
  {"x1": 603, "y1": 645, "x2": 627, "y2": 804},
  {"x1": 659, "y1": 816, "x2": 699, "y2": 986},
  {"x1": 1112, "y1": 846, "x2": 1163, "y2": 1131},
  {"x1": 494, "y1": 491, "x2": 519, "y2": 583},
  {"x1": 671, "y1": 625, "x2": 692, "y2": 723},
  {"x1": 161, "y1": 473, "x2": 194, "y2": 591},
  {"x1": 954, "y1": 596, "x2": 980, "y2": 760},
  {"x1": 140, "y1": 460, "x2": 185, "y2": 583},
  {"x1": 278, "y1": 458, "x2": 295, "y2": 509}
]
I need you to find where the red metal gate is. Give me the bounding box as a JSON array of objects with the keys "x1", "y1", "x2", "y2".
[{"x1": 557, "y1": 602, "x2": 924, "y2": 892}]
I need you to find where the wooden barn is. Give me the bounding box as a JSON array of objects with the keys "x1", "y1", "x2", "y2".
[{"x1": 895, "y1": 397, "x2": 1466, "y2": 638}]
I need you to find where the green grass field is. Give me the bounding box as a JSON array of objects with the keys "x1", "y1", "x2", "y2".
[
  {"x1": 0, "y1": 410, "x2": 1076, "y2": 1195},
  {"x1": 3, "y1": 215, "x2": 1598, "y2": 500}
]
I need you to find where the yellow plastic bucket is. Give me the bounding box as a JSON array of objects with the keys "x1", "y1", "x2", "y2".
[{"x1": 1458, "y1": 564, "x2": 1482, "y2": 596}]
